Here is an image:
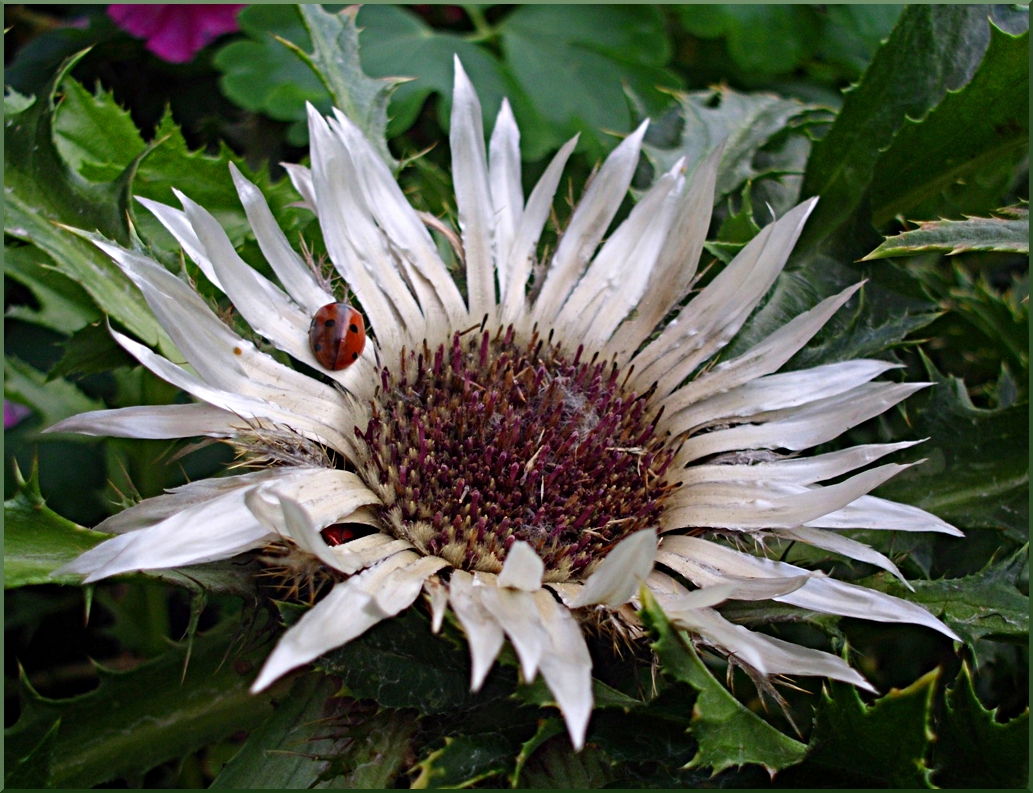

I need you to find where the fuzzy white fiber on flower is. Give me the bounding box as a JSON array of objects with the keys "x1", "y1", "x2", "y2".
[{"x1": 51, "y1": 58, "x2": 961, "y2": 750}]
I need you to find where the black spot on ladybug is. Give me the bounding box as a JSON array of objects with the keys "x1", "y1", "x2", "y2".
[
  {"x1": 352, "y1": 352, "x2": 359, "y2": 359},
  {"x1": 324, "y1": 319, "x2": 336, "y2": 327},
  {"x1": 350, "y1": 323, "x2": 359, "y2": 333},
  {"x1": 313, "y1": 343, "x2": 323, "y2": 352}
]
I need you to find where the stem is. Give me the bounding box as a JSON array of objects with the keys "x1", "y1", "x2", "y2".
[{"x1": 463, "y1": 5, "x2": 497, "y2": 44}]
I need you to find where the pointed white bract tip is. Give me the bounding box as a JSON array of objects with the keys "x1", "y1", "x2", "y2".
[
  {"x1": 627, "y1": 118, "x2": 650, "y2": 147},
  {"x1": 498, "y1": 541, "x2": 544, "y2": 591},
  {"x1": 453, "y1": 54, "x2": 472, "y2": 89},
  {"x1": 570, "y1": 528, "x2": 658, "y2": 608},
  {"x1": 305, "y1": 102, "x2": 329, "y2": 134},
  {"x1": 567, "y1": 715, "x2": 589, "y2": 752},
  {"x1": 249, "y1": 662, "x2": 283, "y2": 694}
]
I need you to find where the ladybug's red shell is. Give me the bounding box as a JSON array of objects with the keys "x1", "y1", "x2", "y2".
[
  {"x1": 309, "y1": 303, "x2": 365, "y2": 371},
  {"x1": 321, "y1": 524, "x2": 355, "y2": 546}
]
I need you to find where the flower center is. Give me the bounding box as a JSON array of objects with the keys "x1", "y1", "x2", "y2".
[{"x1": 355, "y1": 326, "x2": 674, "y2": 582}]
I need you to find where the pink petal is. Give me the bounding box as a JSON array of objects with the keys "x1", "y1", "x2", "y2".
[{"x1": 107, "y1": 4, "x2": 245, "y2": 63}]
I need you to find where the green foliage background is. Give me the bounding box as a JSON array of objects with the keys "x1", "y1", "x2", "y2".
[{"x1": 4, "y1": 4, "x2": 1028, "y2": 788}]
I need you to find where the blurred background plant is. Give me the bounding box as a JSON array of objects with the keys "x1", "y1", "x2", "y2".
[{"x1": 4, "y1": 4, "x2": 1028, "y2": 788}]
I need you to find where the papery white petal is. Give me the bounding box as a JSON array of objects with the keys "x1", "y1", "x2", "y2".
[
  {"x1": 474, "y1": 573, "x2": 545, "y2": 681},
  {"x1": 664, "y1": 359, "x2": 900, "y2": 437},
  {"x1": 425, "y1": 576, "x2": 449, "y2": 633},
  {"x1": 660, "y1": 535, "x2": 959, "y2": 640},
  {"x1": 489, "y1": 98, "x2": 523, "y2": 299},
  {"x1": 501, "y1": 135, "x2": 578, "y2": 323},
  {"x1": 282, "y1": 162, "x2": 316, "y2": 210},
  {"x1": 534, "y1": 589, "x2": 593, "y2": 750},
  {"x1": 94, "y1": 470, "x2": 286, "y2": 535},
  {"x1": 498, "y1": 540, "x2": 545, "y2": 591},
  {"x1": 450, "y1": 570, "x2": 506, "y2": 691},
  {"x1": 82, "y1": 232, "x2": 356, "y2": 431},
  {"x1": 53, "y1": 468, "x2": 324, "y2": 582},
  {"x1": 177, "y1": 187, "x2": 350, "y2": 380},
  {"x1": 371, "y1": 555, "x2": 449, "y2": 614},
  {"x1": 329, "y1": 533, "x2": 415, "y2": 576},
  {"x1": 109, "y1": 328, "x2": 356, "y2": 456},
  {"x1": 772, "y1": 526, "x2": 911, "y2": 587},
  {"x1": 632, "y1": 198, "x2": 818, "y2": 398},
  {"x1": 329, "y1": 107, "x2": 468, "y2": 332},
  {"x1": 251, "y1": 550, "x2": 421, "y2": 692},
  {"x1": 674, "y1": 382, "x2": 928, "y2": 465},
  {"x1": 807, "y1": 494, "x2": 963, "y2": 535},
  {"x1": 606, "y1": 145, "x2": 720, "y2": 362},
  {"x1": 677, "y1": 441, "x2": 923, "y2": 488},
  {"x1": 657, "y1": 599, "x2": 876, "y2": 692},
  {"x1": 664, "y1": 463, "x2": 913, "y2": 530},
  {"x1": 229, "y1": 162, "x2": 334, "y2": 313},
  {"x1": 451, "y1": 57, "x2": 495, "y2": 319},
  {"x1": 307, "y1": 105, "x2": 419, "y2": 350},
  {"x1": 664, "y1": 283, "x2": 864, "y2": 412},
  {"x1": 135, "y1": 196, "x2": 222, "y2": 289},
  {"x1": 556, "y1": 163, "x2": 681, "y2": 345},
  {"x1": 570, "y1": 529, "x2": 657, "y2": 607},
  {"x1": 244, "y1": 470, "x2": 382, "y2": 573},
  {"x1": 44, "y1": 403, "x2": 240, "y2": 439},
  {"x1": 534, "y1": 121, "x2": 649, "y2": 325}
]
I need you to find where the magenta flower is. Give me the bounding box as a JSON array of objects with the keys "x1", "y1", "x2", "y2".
[
  {"x1": 108, "y1": 4, "x2": 246, "y2": 64},
  {"x1": 4, "y1": 400, "x2": 31, "y2": 429}
]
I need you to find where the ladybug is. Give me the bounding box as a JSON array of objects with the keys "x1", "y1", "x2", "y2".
[
  {"x1": 321, "y1": 524, "x2": 356, "y2": 546},
  {"x1": 309, "y1": 302, "x2": 365, "y2": 371}
]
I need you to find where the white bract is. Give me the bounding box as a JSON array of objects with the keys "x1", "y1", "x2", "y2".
[{"x1": 51, "y1": 59, "x2": 960, "y2": 750}]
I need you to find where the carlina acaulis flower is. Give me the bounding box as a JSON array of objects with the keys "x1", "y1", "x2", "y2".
[{"x1": 50, "y1": 57, "x2": 961, "y2": 749}]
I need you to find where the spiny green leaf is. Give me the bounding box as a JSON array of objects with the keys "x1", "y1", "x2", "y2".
[
  {"x1": 516, "y1": 735, "x2": 615, "y2": 788},
  {"x1": 4, "y1": 624, "x2": 284, "y2": 788},
  {"x1": 317, "y1": 707, "x2": 417, "y2": 789},
  {"x1": 4, "y1": 53, "x2": 167, "y2": 346},
  {"x1": 859, "y1": 547, "x2": 1029, "y2": 649},
  {"x1": 3, "y1": 356, "x2": 104, "y2": 434},
  {"x1": 876, "y1": 355, "x2": 1028, "y2": 536},
  {"x1": 797, "y1": 670, "x2": 939, "y2": 787},
  {"x1": 870, "y1": 25, "x2": 1029, "y2": 226},
  {"x1": 930, "y1": 662, "x2": 1029, "y2": 788},
  {"x1": 645, "y1": 85, "x2": 826, "y2": 207},
  {"x1": 639, "y1": 589, "x2": 807, "y2": 777},
  {"x1": 3, "y1": 244, "x2": 101, "y2": 335},
  {"x1": 3, "y1": 717, "x2": 60, "y2": 788},
  {"x1": 508, "y1": 718, "x2": 565, "y2": 788},
  {"x1": 717, "y1": 181, "x2": 762, "y2": 244},
  {"x1": 799, "y1": 5, "x2": 1008, "y2": 250},
  {"x1": 292, "y1": 4, "x2": 405, "y2": 171},
  {"x1": 4, "y1": 85, "x2": 36, "y2": 115},
  {"x1": 49, "y1": 72, "x2": 307, "y2": 263},
  {"x1": 864, "y1": 205, "x2": 1029, "y2": 259},
  {"x1": 210, "y1": 673, "x2": 340, "y2": 789},
  {"x1": 3, "y1": 462, "x2": 112, "y2": 588},
  {"x1": 412, "y1": 733, "x2": 514, "y2": 789},
  {"x1": 52, "y1": 76, "x2": 147, "y2": 173}
]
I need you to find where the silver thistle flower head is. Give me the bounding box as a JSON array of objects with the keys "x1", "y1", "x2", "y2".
[{"x1": 52, "y1": 58, "x2": 961, "y2": 749}]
